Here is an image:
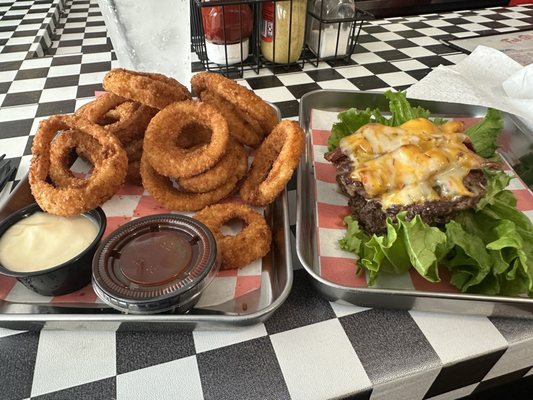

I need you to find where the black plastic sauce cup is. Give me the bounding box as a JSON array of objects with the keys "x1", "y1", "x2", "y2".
[{"x1": 0, "y1": 203, "x2": 107, "y2": 296}]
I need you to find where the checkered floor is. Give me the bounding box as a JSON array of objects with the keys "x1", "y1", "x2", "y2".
[{"x1": 1, "y1": 0, "x2": 533, "y2": 399}]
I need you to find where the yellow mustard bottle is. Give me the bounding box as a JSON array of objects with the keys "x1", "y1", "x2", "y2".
[{"x1": 260, "y1": 0, "x2": 307, "y2": 64}]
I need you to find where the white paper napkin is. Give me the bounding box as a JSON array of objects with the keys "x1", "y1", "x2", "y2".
[
  {"x1": 406, "y1": 45, "x2": 533, "y2": 129},
  {"x1": 502, "y1": 63, "x2": 533, "y2": 99}
]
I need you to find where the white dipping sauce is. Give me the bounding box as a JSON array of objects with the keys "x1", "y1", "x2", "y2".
[{"x1": 0, "y1": 212, "x2": 99, "y2": 272}]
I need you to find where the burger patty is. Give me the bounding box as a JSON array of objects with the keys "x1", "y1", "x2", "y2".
[{"x1": 325, "y1": 147, "x2": 487, "y2": 235}]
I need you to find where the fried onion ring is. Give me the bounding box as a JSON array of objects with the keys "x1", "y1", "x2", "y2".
[
  {"x1": 126, "y1": 159, "x2": 142, "y2": 186},
  {"x1": 240, "y1": 120, "x2": 304, "y2": 206},
  {"x1": 140, "y1": 155, "x2": 242, "y2": 211},
  {"x1": 143, "y1": 100, "x2": 229, "y2": 178},
  {"x1": 76, "y1": 93, "x2": 156, "y2": 144},
  {"x1": 123, "y1": 138, "x2": 143, "y2": 185},
  {"x1": 200, "y1": 90, "x2": 263, "y2": 148},
  {"x1": 103, "y1": 101, "x2": 138, "y2": 121},
  {"x1": 50, "y1": 131, "x2": 144, "y2": 187},
  {"x1": 29, "y1": 115, "x2": 128, "y2": 216},
  {"x1": 193, "y1": 203, "x2": 272, "y2": 270},
  {"x1": 191, "y1": 72, "x2": 278, "y2": 136},
  {"x1": 178, "y1": 140, "x2": 248, "y2": 193},
  {"x1": 175, "y1": 121, "x2": 213, "y2": 150},
  {"x1": 103, "y1": 68, "x2": 192, "y2": 110},
  {"x1": 49, "y1": 129, "x2": 105, "y2": 188},
  {"x1": 123, "y1": 137, "x2": 143, "y2": 160}
]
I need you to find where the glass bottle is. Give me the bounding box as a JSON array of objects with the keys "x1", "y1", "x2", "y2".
[
  {"x1": 260, "y1": 0, "x2": 307, "y2": 64},
  {"x1": 202, "y1": 2, "x2": 253, "y2": 65}
]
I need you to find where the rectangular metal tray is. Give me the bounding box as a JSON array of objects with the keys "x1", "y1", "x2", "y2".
[
  {"x1": 0, "y1": 178, "x2": 292, "y2": 331},
  {"x1": 296, "y1": 89, "x2": 533, "y2": 319}
]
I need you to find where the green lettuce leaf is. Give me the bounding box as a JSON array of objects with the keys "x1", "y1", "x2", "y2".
[
  {"x1": 359, "y1": 218, "x2": 412, "y2": 285},
  {"x1": 513, "y1": 146, "x2": 533, "y2": 190},
  {"x1": 339, "y1": 216, "x2": 366, "y2": 254},
  {"x1": 475, "y1": 169, "x2": 511, "y2": 209},
  {"x1": 384, "y1": 91, "x2": 430, "y2": 126},
  {"x1": 341, "y1": 213, "x2": 446, "y2": 285},
  {"x1": 465, "y1": 108, "x2": 504, "y2": 158},
  {"x1": 446, "y1": 188, "x2": 533, "y2": 296},
  {"x1": 445, "y1": 220, "x2": 493, "y2": 292},
  {"x1": 480, "y1": 189, "x2": 533, "y2": 236}
]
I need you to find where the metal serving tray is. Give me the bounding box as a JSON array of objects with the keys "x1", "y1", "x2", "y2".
[
  {"x1": 296, "y1": 89, "x2": 533, "y2": 319},
  {"x1": 0, "y1": 178, "x2": 292, "y2": 331}
]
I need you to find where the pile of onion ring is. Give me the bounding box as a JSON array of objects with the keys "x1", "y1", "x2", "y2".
[
  {"x1": 28, "y1": 68, "x2": 305, "y2": 269},
  {"x1": 29, "y1": 68, "x2": 193, "y2": 216},
  {"x1": 140, "y1": 100, "x2": 250, "y2": 211}
]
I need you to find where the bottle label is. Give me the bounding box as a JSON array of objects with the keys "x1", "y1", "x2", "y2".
[{"x1": 261, "y1": 2, "x2": 274, "y2": 43}]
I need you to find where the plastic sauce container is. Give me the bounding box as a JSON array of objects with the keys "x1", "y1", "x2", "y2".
[
  {"x1": 92, "y1": 214, "x2": 220, "y2": 314},
  {"x1": 0, "y1": 203, "x2": 106, "y2": 296}
]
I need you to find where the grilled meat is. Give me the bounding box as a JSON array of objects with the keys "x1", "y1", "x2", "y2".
[{"x1": 324, "y1": 120, "x2": 494, "y2": 235}]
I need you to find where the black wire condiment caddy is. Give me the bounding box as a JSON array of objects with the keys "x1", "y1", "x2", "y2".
[{"x1": 190, "y1": 0, "x2": 373, "y2": 78}]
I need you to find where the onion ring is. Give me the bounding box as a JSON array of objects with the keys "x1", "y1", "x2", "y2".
[
  {"x1": 178, "y1": 140, "x2": 248, "y2": 193},
  {"x1": 123, "y1": 137, "x2": 143, "y2": 160},
  {"x1": 140, "y1": 155, "x2": 241, "y2": 211},
  {"x1": 126, "y1": 159, "x2": 142, "y2": 186},
  {"x1": 193, "y1": 203, "x2": 271, "y2": 270},
  {"x1": 200, "y1": 90, "x2": 263, "y2": 148},
  {"x1": 76, "y1": 92, "x2": 156, "y2": 144},
  {"x1": 48, "y1": 129, "x2": 105, "y2": 188},
  {"x1": 50, "y1": 131, "x2": 144, "y2": 187},
  {"x1": 29, "y1": 115, "x2": 128, "y2": 216},
  {"x1": 103, "y1": 101, "x2": 138, "y2": 121},
  {"x1": 143, "y1": 100, "x2": 229, "y2": 178},
  {"x1": 171, "y1": 120, "x2": 213, "y2": 150},
  {"x1": 191, "y1": 72, "x2": 278, "y2": 136},
  {"x1": 123, "y1": 138, "x2": 144, "y2": 185},
  {"x1": 103, "y1": 68, "x2": 192, "y2": 110},
  {"x1": 240, "y1": 120, "x2": 305, "y2": 206}
]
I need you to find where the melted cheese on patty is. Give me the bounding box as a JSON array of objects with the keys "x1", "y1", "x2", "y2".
[{"x1": 339, "y1": 118, "x2": 485, "y2": 209}]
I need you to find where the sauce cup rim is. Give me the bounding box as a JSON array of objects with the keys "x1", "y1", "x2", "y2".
[{"x1": 0, "y1": 203, "x2": 107, "y2": 278}]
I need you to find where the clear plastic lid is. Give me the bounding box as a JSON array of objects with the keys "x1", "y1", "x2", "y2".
[{"x1": 92, "y1": 214, "x2": 220, "y2": 314}]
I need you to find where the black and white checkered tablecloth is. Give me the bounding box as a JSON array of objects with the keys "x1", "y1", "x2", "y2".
[{"x1": 1, "y1": 1, "x2": 533, "y2": 399}]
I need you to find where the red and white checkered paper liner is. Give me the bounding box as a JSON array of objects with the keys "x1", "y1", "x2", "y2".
[
  {"x1": 0, "y1": 179, "x2": 263, "y2": 308},
  {"x1": 310, "y1": 109, "x2": 533, "y2": 292}
]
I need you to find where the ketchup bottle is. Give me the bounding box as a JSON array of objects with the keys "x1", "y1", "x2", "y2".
[{"x1": 202, "y1": 2, "x2": 253, "y2": 65}]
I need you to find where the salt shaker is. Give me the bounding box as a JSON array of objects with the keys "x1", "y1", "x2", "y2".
[{"x1": 307, "y1": 0, "x2": 355, "y2": 59}]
